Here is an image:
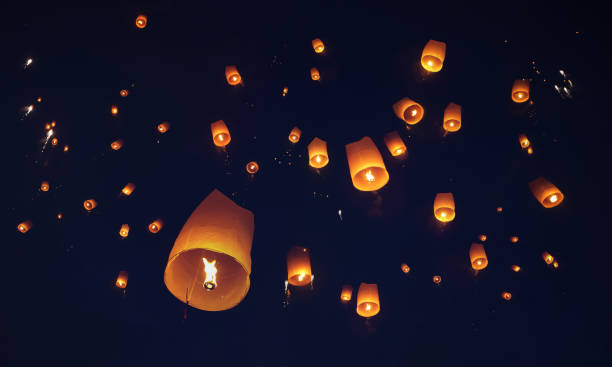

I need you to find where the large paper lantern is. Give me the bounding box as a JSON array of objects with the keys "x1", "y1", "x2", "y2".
[
  {"x1": 135, "y1": 15, "x2": 147, "y2": 29},
  {"x1": 393, "y1": 98, "x2": 424, "y2": 125},
  {"x1": 529, "y1": 177, "x2": 564, "y2": 208},
  {"x1": 211, "y1": 120, "x2": 231, "y2": 147},
  {"x1": 312, "y1": 38, "x2": 325, "y2": 53},
  {"x1": 164, "y1": 189, "x2": 254, "y2": 311},
  {"x1": 511, "y1": 79, "x2": 530, "y2": 103},
  {"x1": 121, "y1": 183, "x2": 135, "y2": 196},
  {"x1": 288, "y1": 127, "x2": 301, "y2": 143},
  {"x1": 287, "y1": 246, "x2": 312, "y2": 286},
  {"x1": 433, "y1": 193, "x2": 455, "y2": 222},
  {"x1": 421, "y1": 39, "x2": 446, "y2": 72},
  {"x1": 116, "y1": 271, "x2": 128, "y2": 288},
  {"x1": 443, "y1": 102, "x2": 462, "y2": 132},
  {"x1": 17, "y1": 220, "x2": 32, "y2": 233},
  {"x1": 119, "y1": 224, "x2": 130, "y2": 238},
  {"x1": 356, "y1": 283, "x2": 380, "y2": 317},
  {"x1": 310, "y1": 67, "x2": 320, "y2": 81},
  {"x1": 40, "y1": 181, "x2": 49, "y2": 192},
  {"x1": 345, "y1": 137, "x2": 389, "y2": 191},
  {"x1": 340, "y1": 285, "x2": 353, "y2": 301},
  {"x1": 307, "y1": 137, "x2": 329, "y2": 168},
  {"x1": 469, "y1": 243, "x2": 488, "y2": 270},
  {"x1": 149, "y1": 219, "x2": 163, "y2": 233},
  {"x1": 225, "y1": 65, "x2": 241, "y2": 85},
  {"x1": 83, "y1": 199, "x2": 97, "y2": 211},
  {"x1": 383, "y1": 131, "x2": 407, "y2": 156}
]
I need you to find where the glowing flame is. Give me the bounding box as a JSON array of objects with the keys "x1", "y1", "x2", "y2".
[
  {"x1": 549, "y1": 194, "x2": 558, "y2": 203},
  {"x1": 202, "y1": 258, "x2": 218, "y2": 290},
  {"x1": 218, "y1": 134, "x2": 224, "y2": 141},
  {"x1": 411, "y1": 109, "x2": 417, "y2": 117},
  {"x1": 365, "y1": 170, "x2": 375, "y2": 182},
  {"x1": 427, "y1": 60, "x2": 433, "y2": 66},
  {"x1": 297, "y1": 273, "x2": 305, "y2": 282},
  {"x1": 315, "y1": 155, "x2": 322, "y2": 163},
  {"x1": 365, "y1": 303, "x2": 371, "y2": 311}
]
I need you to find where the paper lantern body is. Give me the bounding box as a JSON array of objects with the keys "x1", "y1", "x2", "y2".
[
  {"x1": 289, "y1": 127, "x2": 301, "y2": 143},
  {"x1": 469, "y1": 243, "x2": 488, "y2": 270},
  {"x1": 121, "y1": 183, "x2": 135, "y2": 196},
  {"x1": 421, "y1": 40, "x2": 446, "y2": 72},
  {"x1": 51, "y1": 138, "x2": 58, "y2": 146},
  {"x1": 312, "y1": 38, "x2": 325, "y2": 53},
  {"x1": 529, "y1": 177, "x2": 564, "y2": 208},
  {"x1": 356, "y1": 283, "x2": 380, "y2": 317},
  {"x1": 120, "y1": 89, "x2": 128, "y2": 97},
  {"x1": 433, "y1": 275, "x2": 442, "y2": 284},
  {"x1": 434, "y1": 193, "x2": 455, "y2": 222},
  {"x1": 383, "y1": 131, "x2": 407, "y2": 156},
  {"x1": 246, "y1": 161, "x2": 259, "y2": 174},
  {"x1": 310, "y1": 67, "x2": 320, "y2": 81},
  {"x1": 443, "y1": 102, "x2": 462, "y2": 132},
  {"x1": 116, "y1": 271, "x2": 128, "y2": 288},
  {"x1": 401, "y1": 263, "x2": 411, "y2": 274},
  {"x1": 164, "y1": 189, "x2": 254, "y2": 311},
  {"x1": 40, "y1": 181, "x2": 49, "y2": 192},
  {"x1": 111, "y1": 106, "x2": 118, "y2": 115},
  {"x1": 393, "y1": 98, "x2": 424, "y2": 125},
  {"x1": 111, "y1": 139, "x2": 123, "y2": 150},
  {"x1": 512, "y1": 79, "x2": 530, "y2": 103},
  {"x1": 225, "y1": 65, "x2": 241, "y2": 85},
  {"x1": 83, "y1": 199, "x2": 97, "y2": 211},
  {"x1": 345, "y1": 137, "x2": 389, "y2": 191},
  {"x1": 119, "y1": 224, "x2": 130, "y2": 238},
  {"x1": 287, "y1": 246, "x2": 312, "y2": 286},
  {"x1": 519, "y1": 134, "x2": 530, "y2": 148},
  {"x1": 542, "y1": 251, "x2": 554, "y2": 264},
  {"x1": 479, "y1": 234, "x2": 487, "y2": 242},
  {"x1": 211, "y1": 120, "x2": 231, "y2": 147},
  {"x1": 511, "y1": 265, "x2": 521, "y2": 272},
  {"x1": 502, "y1": 292, "x2": 512, "y2": 301},
  {"x1": 308, "y1": 138, "x2": 329, "y2": 168},
  {"x1": 149, "y1": 219, "x2": 163, "y2": 233},
  {"x1": 135, "y1": 15, "x2": 147, "y2": 29},
  {"x1": 17, "y1": 220, "x2": 32, "y2": 233},
  {"x1": 340, "y1": 285, "x2": 353, "y2": 301},
  {"x1": 158, "y1": 122, "x2": 170, "y2": 133}
]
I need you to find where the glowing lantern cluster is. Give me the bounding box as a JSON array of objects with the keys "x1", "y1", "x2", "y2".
[
  {"x1": 287, "y1": 246, "x2": 312, "y2": 286},
  {"x1": 308, "y1": 137, "x2": 329, "y2": 168},
  {"x1": 148, "y1": 219, "x2": 163, "y2": 233},
  {"x1": 121, "y1": 183, "x2": 135, "y2": 196},
  {"x1": 443, "y1": 102, "x2": 462, "y2": 132},
  {"x1": 345, "y1": 137, "x2": 389, "y2": 191},
  {"x1": 119, "y1": 224, "x2": 130, "y2": 238},
  {"x1": 340, "y1": 285, "x2": 353, "y2": 302},
  {"x1": 310, "y1": 67, "x2": 320, "y2": 81},
  {"x1": 83, "y1": 199, "x2": 97, "y2": 211},
  {"x1": 158, "y1": 122, "x2": 170, "y2": 134},
  {"x1": 433, "y1": 275, "x2": 442, "y2": 284},
  {"x1": 529, "y1": 177, "x2": 563, "y2": 208},
  {"x1": 421, "y1": 39, "x2": 446, "y2": 72},
  {"x1": 401, "y1": 263, "x2": 411, "y2": 274},
  {"x1": 135, "y1": 15, "x2": 147, "y2": 29},
  {"x1": 383, "y1": 131, "x2": 407, "y2": 157},
  {"x1": 356, "y1": 283, "x2": 380, "y2": 318},
  {"x1": 393, "y1": 98, "x2": 424, "y2": 125},
  {"x1": 434, "y1": 193, "x2": 455, "y2": 222},
  {"x1": 511, "y1": 79, "x2": 530, "y2": 103},
  {"x1": 111, "y1": 139, "x2": 123, "y2": 150},
  {"x1": 288, "y1": 127, "x2": 301, "y2": 143},
  {"x1": 312, "y1": 38, "x2": 325, "y2": 53},
  {"x1": 501, "y1": 292, "x2": 512, "y2": 301},
  {"x1": 519, "y1": 134, "x2": 530, "y2": 149},
  {"x1": 17, "y1": 221, "x2": 32, "y2": 233},
  {"x1": 116, "y1": 271, "x2": 128, "y2": 289},
  {"x1": 211, "y1": 120, "x2": 231, "y2": 147},
  {"x1": 40, "y1": 181, "x2": 49, "y2": 192},
  {"x1": 120, "y1": 89, "x2": 128, "y2": 97},
  {"x1": 246, "y1": 161, "x2": 259, "y2": 174},
  {"x1": 225, "y1": 65, "x2": 241, "y2": 86},
  {"x1": 469, "y1": 243, "x2": 488, "y2": 270},
  {"x1": 542, "y1": 251, "x2": 554, "y2": 265},
  {"x1": 111, "y1": 106, "x2": 118, "y2": 115},
  {"x1": 164, "y1": 189, "x2": 255, "y2": 311}
]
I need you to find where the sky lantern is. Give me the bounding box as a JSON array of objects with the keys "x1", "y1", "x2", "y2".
[
  {"x1": 312, "y1": 38, "x2": 325, "y2": 53},
  {"x1": 511, "y1": 79, "x2": 530, "y2": 103},
  {"x1": 119, "y1": 224, "x2": 130, "y2": 238},
  {"x1": 111, "y1": 105, "x2": 118, "y2": 115},
  {"x1": 527, "y1": 147, "x2": 534, "y2": 155},
  {"x1": 246, "y1": 161, "x2": 259, "y2": 174},
  {"x1": 149, "y1": 219, "x2": 163, "y2": 234},
  {"x1": 510, "y1": 236, "x2": 519, "y2": 243},
  {"x1": 307, "y1": 137, "x2": 329, "y2": 168},
  {"x1": 17, "y1": 221, "x2": 32, "y2": 233},
  {"x1": 356, "y1": 283, "x2": 380, "y2": 318},
  {"x1": 433, "y1": 275, "x2": 442, "y2": 284},
  {"x1": 281, "y1": 87, "x2": 288, "y2": 97},
  {"x1": 110, "y1": 139, "x2": 123, "y2": 150},
  {"x1": 121, "y1": 183, "x2": 135, "y2": 196},
  {"x1": 37, "y1": 97, "x2": 42, "y2": 103},
  {"x1": 421, "y1": 39, "x2": 446, "y2": 72},
  {"x1": 496, "y1": 206, "x2": 503, "y2": 213},
  {"x1": 433, "y1": 193, "x2": 455, "y2": 222},
  {"x1": 288, "y1": 126, "x2": 301, "y2": 143},
  {"x1": 164, "y1": 189, "x2": 255, "y2": 311},
  {"x1": 511, "y1": 265, "x2": 521, "y2": 272},
  {"x1": 443, "y1": 102, "x2": 462, "y2": 132},
  {"x1": 158, "y1": 122, "x2": 170, "y2": 133},
  {"x1": 51, "y1": 121, "x2": 56, "y2": 128},
  {"x1": 383, "y1": 131, "x2": 407, "y2": 156},
  {"x1": 116, "y1": 271, "x2": 128, "y2": 289},
  {"x1": 120, "y1": 89, "x2": 128, "y2": 97},
  {"x1": 225, "y1": 65, "x2": 241, "y2": 85},
  {"x1": 469, "y1": 243, "x2": 488, "y2": 270},
  {"x1": 393, "y1": 98, "x2": 424, "y2": 125},
  {"x1": 401, "y1": 263, "x2": 411, "y2": 274},
  {"x1": 63, "y1": 145, "x2": 69, "y2": 152},
  {"x1": 502, "y1": 292, "x2": 512, "y2": 301},
  {"x1": 529, "y1": 177, "x2": 564, "y2": 208},
  {"x1": 51, "y1": 138, "x2": 58, "y2": 146},
  {"x1": 310, "y1": 67, "x2": 320, "y2": 81},
  {"x1": 340, "y1": 285, "x2": 353, "y2": 302},
  {"x1": 45, "y1": 123, "x2": 51, "y2": 130},
  {"x1": 210, "y1": 120, "x2": 231, "y2": 147},
  {"x1": 287, "y1": 246, "x2": 312, "y2": 286},
  {"x1": 479, "y1": 234, "x2": 487, "y2": 242},
  {"x1": 135, "y1": 15, "x2": 147, "y2": 29},
  {"x1": 40, "y1": 181, "x2": 49, "y2": 192},
  {"x1": 553, "y1": 261, "x2": 559, "y2": 269},
  {"x1": 542, "y1": 251, "x2": 554, "y2": 265},
  {"x1": 345, "y1": 136, "x2": 389, "y2": 191},
  {"x1": 57, "y1": 213, "x2": 63, "y2": 220},
  {"x1": 83, "y1": 199, "x2": 97, "y2": 211},
  {"x1": 519, "y1": 134, "x2": 530, "y2": 149}
]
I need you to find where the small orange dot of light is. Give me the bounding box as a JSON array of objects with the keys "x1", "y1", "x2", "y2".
[{"x1": 111, "y1": 106, "x2": 118, "y2": 115}]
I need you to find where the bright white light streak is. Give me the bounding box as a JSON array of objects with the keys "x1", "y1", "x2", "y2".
[
  {"x1": 24, "y1": 58, "x2": 33, "y2": 69},
  {"x1": 25, "y1": 105, "x2": 34, "y2": 116},
  {"x1": 337, "y1": 209, "x2": 343, "y2": 221}
]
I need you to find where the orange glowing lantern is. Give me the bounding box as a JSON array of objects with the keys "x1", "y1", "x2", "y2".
[
  {"x1": 164, "y1": 189, "x2": 255, "y2": 311},
  {"x1": 246, "y1": 161, "x2": 259, "y2": 174},
  {"x1": 281, "y1": 87, "x2": 288, "y2": 97},
  {"x1": 312, "y1": 38, "x2": 325, "y2": 53},
  {"x1": 496, "y1": 206, "x2": 503, "y2": 213},
  {"x1": 120, "y1": 89, "x2": 128, "y2": 97},
  {"x1": 310, "y1": 67, "x2": 320, "y2": 81},
  {"x1": 17, "y1": 220, "x2": 32, "y2": 233},
  {"x1": 135, "y1": 15, "x2": 147, "y2": 29},
  {"x1": 511, "y1": 79, "x2": 530, "y2": 103},
  {"x1": 210, "y1": 120, "x2": 231, "y2": 147},
  {"x1": 383, "y1": 131, "x2": 407, "y2": 156},
  {"x1": 288, "y1": 127, "x2": 301, "y2": 143},
  {"x1": 511, "y1": 265, "x2": 521, "y2": 272},
  {"x1": 443, "y1": 102, "x2": 462, "y2": 132},
  {"x1": 469, "y1": 243, "x2": 488, "y2": 270},
  {"x1": 433, "y1": 193, "x2": 455, "y2": 222},
  {"x1": 149, "y1": 219, "x2": 163, "y2": 234},
  {"x1": 433, "y1": 275, "x2": 442, "y2": 284},
  {"x1": 421, "y1": 39, "x2": 446, "y2": 72},
  {"x1": 51, "y1": 121, "x2": 56, "y2": 127},
  {"x1": 345, "y1": 137, "x2": 389, "y2": 191},
  {"x1": 57, "y1": 213, "x2": 62, "y2": 220},
  {"x1": 51, "y1": 138, "x2": 58, "y2": 146},
  {"x1": 111, "y1": 106, "x2": 118, "y2": 115},
  {"x1": 340, "y1": 285, "x2": 353, "y2": 302},
  {"x1": 116, "y1": 271, "x2": 128, "y2": 288},
  {"x1": 45, "y1": 123, "x2": 51, "y2": 130},
  {"x1": 111, "y1": 139, "x2": 123, "y2": 150},
  {"x1": 121, "y1": 183, "x2": 135, "y2": 196},
  {"x1": 553, "y1": 261, "x2": 559, "y2": 269},
  {"x1": 37, "y1": 97, "x2": 42, "y2": 103},
  {"x1": 287, "y1": 246, "x2": 312, "y2": 286},
  {"x1": 157, "y1": 122, "x2": 170, "y2": 133},
  {"x1": 401, "y1": 263, "x2": 411, "y2": 274},
  {"x1": 119, "y1": 224, "x2": 130, "y2": 238},
  {"x1": 356, "y1": 283, "x2": 380, "y2": 318},
  {"x1": 527, "y1": 147, "x2": 534, "y2": 155},
  {"x1": 393, "y1": 98, "x2": 424, "y2": 125},
  {"x1": 225, "y1": 65, "x2": 241, "y2": 86},
  {"x1": 479, "y1": 234, "x2": 487, "y2": 242},
  {"x1": 510, "y1": 236, "x2": 519, "y2": 243},
  {"x1": 63, "y1": 145, "x2": 69, "y2": 152},
  {"x1": 542, "y1": 251, "x2": 554, "y2": 265},
  {"x1": 83, "y1": 199, "x2": 97, "y2": 211},
  {"x1": 519, "y1": 134, "x2": 530, "y2": 149},
  {"x1": 40, "y1": 181, "x2": 49, "y2": 192},
  {"x1": 308, "y1": 137, "x2": 329, "y2": 168},
  {"x1": 529, "y1": 177, "x2": 564, "y2": 208},
  {"x1": 502, "y1": 292, "x2": 512, "y2": 301}
]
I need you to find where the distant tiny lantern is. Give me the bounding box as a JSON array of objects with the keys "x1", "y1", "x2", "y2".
[
  {"x1": 119, "y1": 224, "x2": 130, "y2": 238},
  {"x1": 312, "y1": 38, "x2": 325, "y2": 53},
  {"x1": 51, "y1": 121, "x2": 56, "y2": 128},
  {"x1": 511, "y1": 79, "x2": 530, "y2": 103},
  {"x1": 63, "y1": 145, "x2": 69, "y2": 152},
  {"x1": 83, "y1": 199, "x2": 97, "y2": 211},
  {"x1": 225, "y1": 65, "x2": 241, "y2": 86},
  {"x1": 345, "y1": 136, "x2": 389, "y2": 191},
  {"x1": 135, "y1": 15, "x2": 147, "y2": 29},
  {"x1": 469, "y1": 243, "x2": 488, "y2": 270},
  {"x1": 383, "y1": 131, "x2": 407, "y2": 156},
  {"x1": 111, "y1": 105, "x2": 118, "y2": 115},
  {"x1": 519, "y1": 134, "x2": 530, "y2": 149},
  {"x1": 443, "y1": 102, "x2": 462, "y2": 132},
  {"x1": 281, "y1": 87, "x2": 288, "y2": 97},
  {"x1": 510, "y1": 236, "x2": 519, "y2": 243},
  {"x1": 40, "y1": 181, "x2": 49, "y2": 192},
  {"x1": 121, "y1": 183, "x2": 135, "y2": 196},
  {"x1": 149, "y1": 219, "x2": 163, "y2": 234},
  {"x1": 45, "y1": 123, "x2": 51, "y2": 130},
  {"x1": 157, "y1": 122, "x2": 170, "y2": 133},
  {"x1": 542, "y1": 251, "x2": 554, "y2": 265},
  {"x1": 340, "y1": 285, "x2": 353, "y2": 302},
  {"x1": 479, "y1": 234, "x2": 487, "y2": 242},
  {"x1": 496, "y1": 206, "x2": 503, "y2": 213},
  {"x1": 356, "y1": 283, "x2": 380, "y2": 318},
  {"x1": 393, "y1": 98, "x2": 424, "y2": 125},
  {"x1": 116, "y1": 271, "x2": 128, "y2": 289},
  {"x1": 307, "y1": 137, "x2": 329, "y2": 168},
  {"x1": 433, "y1": 193, "x2": 455, "y2": 222},
  {"x1": 210, "y1": 120, "x2": 231, "y2": 147},
  {"x1": 529, "y1": 177, "x2": 564, "y2": 208},
  {"x1": 111, "y1": 139, "x2": 123, "y2": 150},
  {"x1": 51, "y1": 138, "x2": 58, "y2": 146},
  {"x1": 17, "y1": 220, "x2": 32, "y2": 233},
  {"x1": 552, "y1": 261, "x2": 559, "y2": 269},
  {"x1": 288, "y1": 126, "x2": 301, "y2": 143},
  {"x1": 401, "y1": 263, "x2": 411, "y2": 274},
  {"x1": 433, "y1": 275, "x2": 442, "y2": 284},
  {"x1": 502, "y1": 291, "x2": 512, "y2": 301},
  {"x1": 120, "y1": 89, "x2": 128, "y2": 97},
  {"x1": 246, "y1": 161, "x2": 259, "y2": 174},
  {"x1": 37, "y1": 97, "x2": 42, "y2": 103},
  {"x1": 310, "y1": 67, "x2": 320, "y2": 81},
  {"x1": 527, "y1": 147, "x2": 534, "y2": 155},
  {"x1": 421, "y1": 39, "x2": 446, "y2": 72},
  {"x1": 287, "y1": 246, "x2": 312, "y2": 286},
  {"x1": 511, "y1": 265, "x2": 521, "y2": 272}
]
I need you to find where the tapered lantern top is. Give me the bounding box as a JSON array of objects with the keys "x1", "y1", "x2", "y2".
[
  {"x1": 356, "y1": 283, "x2": 380, "y2": 317},
  {"x1": 434, "y1": 193, "x2": 455, "y2": 222},
  {"x1": 469, "y1": 243, "x2": 488, "y2": 270},
  {"x1": 211, "y1": 120, "x2": 231, "y2": 147},
  {"x1": 164, "y1": 189, "x2": 254, "y2": 311},
  {"x1": 225, "y1": 65, "x2": 242, "y2": 86},
  {"x1": 383, "y1": 131, "x2": 407, "y2": 157},
  {"x1": 308, "y1": 137, "x2": 329, "y2": 168},
  {"x1": 421, "y1": 40, "x2": 446, "y2": 72},
  {"x1": 512, "y1": 79, "x2": 530, "y2": 103},
  {"x1": 393, "y1": 98, "x2": 424, "y2": 125},
  {"x1": 287, "y1": 246, "x2": 312, "y2": 286},
  {"x1": 443, "y1": 103, "x2": 462, "y2": 132},
  {"x1": 529, "y1": 177, "x2": 564, "y2": 208},
  {"x1": 345, "y1": 137, "x2": 389, "y2": 191}
]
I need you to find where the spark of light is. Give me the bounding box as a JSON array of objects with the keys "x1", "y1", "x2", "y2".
[
  {"x1": 42, "y1": 129, "x2": 54, "y2": 152},
  {"x1": 24, "y1": 58, "x2": 33, "y2": 69},
  {"x1": 559, "y1": 70, "x2": 566, "y2": 77}
]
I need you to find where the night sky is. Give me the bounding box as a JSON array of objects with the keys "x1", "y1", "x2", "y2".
[{"x1": 4, "y1": 2, "x2": 611, "y2": 366}]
